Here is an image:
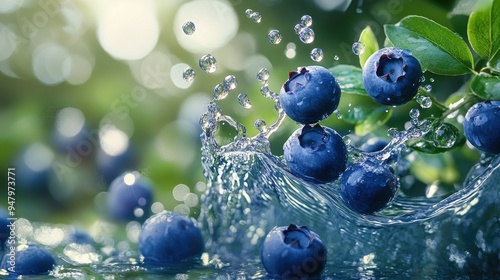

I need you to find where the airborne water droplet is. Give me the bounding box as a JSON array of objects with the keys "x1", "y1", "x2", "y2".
[
  {"x1": 433, "y1": 124, "x2": 457, "y2": 148},
  {"x1": 409, "y1": 108, "x2": 420, "y2": 119},
  {"x1": 352, "y1": 42, "x2": 365, "y2": 55},
  {"x1": 245, "y1": 9, "x2": 253, "y2": 17},
  {"x1": 424, "y1": 84, "x2": 433, "y2": 92},
  {"x1": 199, "y1": 54, "x2": 217, "y2": 73},
  {"x1": 416, "y1": 95, "x2": 432, "y2": 109},
  {"x1": 300, "y1": 15, "x2": 313, "y2": 27},
  {"x1": 334, "y1": 55, "x2": 339, "y2": 61},
  {"x1": 182, "y1": 67, "x2": 196, "y2": 82},
  {"x1": 223, "y1": 75, "x2": 238, "y2": 90},
  {"x1": 257, "y1": 68, "x2": 270, "y2": 83},
  {"x1": 182, "y1": 21, "x2": 196, "y2": 35},
  {"x1": 298, "y1": 27, "x2": 315, "y2": 44},
  {"x1": 294, "y1": 24, "x2": 303, "y2": 34},
  {"x1": 213, "y1": 83, "x2": 229, "y2": 100},
  {"x1": 237, "y1": 93, "x2": 252, "y2": 109},
  {"x1": 250, "y1": 12, "x2": 262, "y2": 23},
  {"x1": 254, "y1": 119, "x2": 267, "y2": 133},
  {"x1": 310, "y1": 48, "x2": 324, "y2": 62},
  {"x1": 268, "y1": 29, "x2": 282, "y2": 45}
]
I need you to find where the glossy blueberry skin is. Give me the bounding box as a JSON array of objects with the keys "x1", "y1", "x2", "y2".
[
  {"x1": 0, "y1": 244, "x2": 56, "y2": 275},
  {"x1": 463, "y1": 101, "x2": 500, "y2": 154},
  {"x1": 107, "y1": 171, "x2": 154, "y2": 222},
  {"x1": 284, "y1": 124, "x2": 347, "y2": 183},
  {"x1": 339, "y1": 160, "x2": 399, "y2": 214},
  {"x1": 363, "y1": 47, "x2": 422, "y2": 106},
  {"x1": 260, "y1": 224, "x2": 327, "y2": 279},
  {"x1": 138, "y1": 211, "x2": 204, "y2": 264},
  {"x1": 279, "y1": 65, "x2": 341, "y2": 124}
]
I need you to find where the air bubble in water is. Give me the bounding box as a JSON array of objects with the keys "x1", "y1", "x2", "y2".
[
  {"x1": 352, "y1": 42, "x2": 365, "y2": 55},
  {"x1": 257, "y1": 68, "x2": 270, "y2": 83},
  {"x1": 298, "y1": 28, "x2": 315, "y2": 44},
  {"x1": 213, "y1": 83, "x2": 229, "y2": 100},
  {"x1": 254, "y1": 119, "x2": 267, "y2": 133},
  {"x1": 199, "y1": 54, "x2": 217, "y2": 73},
  {"x1": 416, "y1": 95, "x2": 432, "y2": 109},
  {"x1": 182, "y1": 21, "x2": 196, "y2": 35},
  {"x1": 309, "y1": 48, "x2": 324, "y2": 62},
  {"x1": 300, "y1": 15, "x2": 313, "y2": 27},
  {"x1": 223, "y1": 75, "x2": 238, "y2": 90},
  {"x1": 182, "y1": 67, "x2": 196, "y2": 82},
  {"x1": 268, "y1": 29, "x2": 282, "y2": 45},
  {"x1": 237, "y1": 93, "x2": 252, "y2": 109}
]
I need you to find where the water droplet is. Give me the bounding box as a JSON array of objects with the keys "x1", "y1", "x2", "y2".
[
  {"x1": 298, "y1": 28, "x2": 315, "y2": 44},
  {"x1": 300, "y1": 15, "x2": 312, "y2": 27},
  {"x1": 182, "y1": 21, "x2": 196, "y2": 35},
  {"x1": 409, "y1": 108, "x2": 420, "y2": 119},
  {"x1": 334, "y1": 55, "x2": 339, "y2": 61},
  {"x1": 245, "y1": 9, "x2": 253, "y2": 17},
  {"x1": 387, "y1": 127, "x2": 398, "y2": 137},
  {"x1": 199, "y1": 54, "x2": 217, "y2": 73},
  {"x1": 343, "y1": 135, "x2": 351, "y2": 145},
  {"x1": 310, "y1": 48, "x2": 324, "y2": 62},
  {"x1": 249, "y1": 12, "x2": 262, "y2": 23},
  {"x1": 429, "y1": 78, "x2": 435, "y2": 83},
  {"x1": 268, "y1": 29, "x2": 282, "y2": 45},
  {"x1": 352, "y1": 42, "x2": 365, "y2": 55},
  {"x1": 223, "y1": 75, "x2": 238, "y2": 90},
  {"x1": 424, "y1": 84, "x2": 433, "y2": 92},
  {"x1": 416, "y1": 95, "x2": 432, "y2": 109},
  {"x1": 260, "y1": 85, "x2": 271, "y2": 98},
  {"x1": 257, "y1": 68, "x2": 270, "y2": 83},
  {"x1": 254, "y1": 119, "x2": 267, "y2": 133},
  {"x1": 237, "y1": 93, "x2": 252, "y2": 109},
  {"x1": 432, "y1": 124, "x2": 457, "y2": 148},
  {"x1": 294, "y1": 24, "x2": 303, "y2": 34},
  {"x1": 182, "y1": 67, "x2": 196, "y2": 82},
  {"x1": 213, "y1": 83, "x2": 229, "y2": 100}
]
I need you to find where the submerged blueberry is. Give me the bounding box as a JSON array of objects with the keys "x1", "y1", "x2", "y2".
[
  {"x1": 0, "y1": 244, "x2": 56, "y2": 275},
  {"x1": 463, "y1": 100, "x2": 500, "y2": 154},
  {"x1": 279, "y1": 65, "x2": 341, "y2": 124},
  {"x1": 340, "y1": 160, "x2": 399, "y2": 214},
  {"x1": 138, "y1": 211, "x2": 204, "y2": 264},
  {"x1": 284, "y1": 124, "x2": 347, "y2": 183},
  {"x1": 260, "y1": 224, "x2": 327, "y2": 279},
  {"x1": 363, "y1": 47, "x2": 422, "y2": 106}
]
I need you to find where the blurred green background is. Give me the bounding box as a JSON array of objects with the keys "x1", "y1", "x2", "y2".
[{"x1": 0, "y1": 0, "x2": 480, "y2": 226}]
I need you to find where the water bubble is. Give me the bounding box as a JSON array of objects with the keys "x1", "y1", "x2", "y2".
[
  {"x1": 409, "y1": 108, "x2": 420, "y2": 119},
  {"x1": 237, "y1": 93, "x2": 252, "y2": 109},
  {"x1": 213, "y1": 83, "x2": 229, "y2": 100},
  {"x1": 352, "y1": 42, "x2": 365, "y2": 55},
  {"x1": 268, "y1": 29, "x2": 282, "y2": 45},
  {"x1": 294, "y1": 24, "x2": 303, "y2": 34},
  {"x1": 298, "y1": 28, "x2": 315, "y2": 44},
  {"x1": 182, "y1": 67, "x2": 196, "y2": 82},
  {"x1": 257, "y1": 68, "x2": 270, "y2": 83},
  {"x1": 432, "y1": 124, "x2": 457, "y2": 148},
  {"x1": 300, "y1": 15, "x2": 313, "y2": 27},
  {"x1": 182, "y1": 21, "x2": 196, "y2": 35},
  {"x1": 223, "y1": 75, "x2": 238, "y2": 90},
  {"x1": 249, "y1": 12, "x2": 262, "y2": 23},
  {"x1": 310, "y1": 48, "x2": 324, "y2": 62},
  {"x1": 199, "y1": 54, "x2": 217, "y2": 73},
  {"x1": 254, "y1": 119, "x2": 268, "y2": 133},
  {"x1": 416, "y1": 95, "x2": 433, "y2": 109}
]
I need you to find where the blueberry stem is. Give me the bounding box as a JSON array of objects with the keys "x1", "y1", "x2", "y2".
[{"x1": 440, "y1": 94, "x2": 479, "y2": 120}]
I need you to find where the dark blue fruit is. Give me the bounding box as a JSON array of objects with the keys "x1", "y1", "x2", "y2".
[
  {"x1": 339, "y1": 160, "x2": 399, "y2": 214},
  {"x1": 279, "y1": 65, "x2": 341, "y2": 124},
  {"x1": 463, "y1": 100, "x2": 500, "y2": 154},
  {"x1": 283, "y1": 124, "x2": 347, "y2": 182},
  {"x1": 107, "y1": 171, "x2": 154, "y2": 222},
  {"x1": 260, "y1": 224, "x2": 327, "y2": 279},
  {"x1": 138, "y1": 211, "x2": 204, "y2": 264},
  {"x1": 359, "y1": 137, "x2": 389, "y2": 153},
  {"x1": 363, "y1": 47, "x2": 422, "y2": 106},
  {"x1": 0, "y1": 243, "x2": 56, "y2": 275}
]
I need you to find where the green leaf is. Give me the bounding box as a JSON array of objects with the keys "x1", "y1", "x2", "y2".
[
  {"x1": 329, "y1": 65, "x2": 367, "y2": 95},
  {"x1": 358, "y1": 26, "x2": 379, "y2": 69},
  {"x1": 354, "y1": 107, "x2": 392, "y2": 136},
  {"x1": 385, "y1": 15, "x2": 475, "y2": 75},
  {"x1": 467, "y1": 0, "x2": 500, "y2": 59},
  {"x1": 471, "y1": 74, "x2": 500, "y2": 100}
]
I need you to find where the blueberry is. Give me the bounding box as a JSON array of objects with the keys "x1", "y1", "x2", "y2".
[
  {"x1": 0, "y1": 243, "x2": 56, "y2": 275},
  {"x1": 107, "y1": 171, "x2": 154, "y2": 222},
  {"x1": 359, "y1": 137, "x2": 389, "y2": 153},
  {"x1": 279, "y1": 65, "x2": 341, "y2": 124},
  {"x1": 96, "y1": 143, "x2": 138, "y2": 185},
  {"x1": 363, "y1": 47, "x2": 422, "y2": 106},
  {"x1": 463, "y1": 100, "x2": 500, "y2": 154},
  {"x1": 138, "y1": 211, "x2": 204, "y2": 264},
  {"x1": 13, "y1": 143, "x2": 54, "y2": 193},
  {"x1": 339, "y1": 160, "x2": 399, "y2": 214},
  {"x1": 260, "y1": 224, "x2": 327, "y2": 279},
  {"x1": 283, "y1": 124, "x2": 347, "y2": 182}
]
